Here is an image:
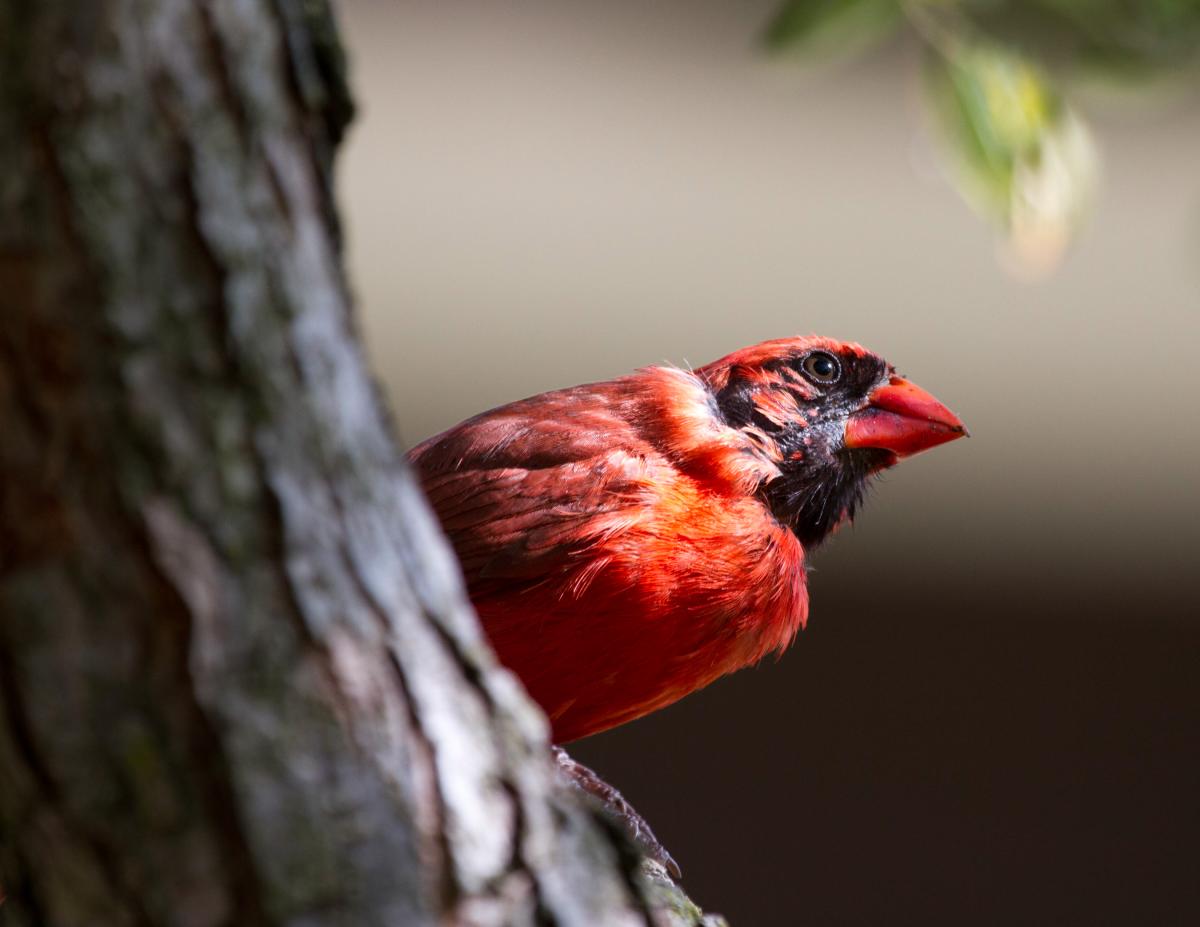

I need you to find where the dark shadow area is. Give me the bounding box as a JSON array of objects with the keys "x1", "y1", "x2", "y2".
[{"x1": 573, "y1": 568, "x2": 1200, "y2": 926}]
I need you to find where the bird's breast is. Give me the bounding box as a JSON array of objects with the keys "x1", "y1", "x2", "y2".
[{"x1": 480, "y1": 475, "x2": 809, "y2": 742}]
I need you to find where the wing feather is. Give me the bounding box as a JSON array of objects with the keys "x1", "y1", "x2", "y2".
[{"x1": 408, "y1": 382, "x2": 655, "y2": 595}]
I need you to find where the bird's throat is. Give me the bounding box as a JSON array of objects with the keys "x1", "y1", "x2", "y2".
[{"x1": 761, "y1": 448, "x2": 890, "y2": 549}]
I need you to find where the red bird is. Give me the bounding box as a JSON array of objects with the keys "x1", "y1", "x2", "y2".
[{"x1": 410, "y1": 336, "x2": 966, "y2": 745}]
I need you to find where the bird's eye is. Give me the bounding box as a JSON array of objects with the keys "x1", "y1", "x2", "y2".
[{"x1": 800, "y1": 351, "x2": 841, "y2": 384}]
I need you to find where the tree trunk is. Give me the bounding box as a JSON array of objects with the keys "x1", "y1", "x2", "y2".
[{"x1": 0, "y1": 2, "x2": 720, "y2": 924}]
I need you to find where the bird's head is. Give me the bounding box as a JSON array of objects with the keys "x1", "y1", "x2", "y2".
[{"x1": 697, "y1": 336, "x2": 966, "y2": 548}]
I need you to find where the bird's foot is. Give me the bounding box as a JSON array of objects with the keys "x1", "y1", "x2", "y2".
[{"x1": 551, "y1": 745, "x2": 681, "y2": 878}]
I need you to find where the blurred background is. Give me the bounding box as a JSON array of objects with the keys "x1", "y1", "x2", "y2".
[{"x1": 340, "y1": 2, "x2": 1200, "y2": 923}]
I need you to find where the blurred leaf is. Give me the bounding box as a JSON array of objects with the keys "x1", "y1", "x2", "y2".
[
  {"x1": 923, "y1": 44, "x2": 1100, "y2": 274},
  {"x1": 764, "y1": 0, "x2": 903, "y2": 59},
  {"x1": 950, "y1": 0, "x2": 1200, "y2": 78}
]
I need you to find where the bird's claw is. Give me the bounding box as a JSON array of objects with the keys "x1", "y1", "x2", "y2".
[{"x1": 551, "y1": 746, "x2": 682, "y2": 879}]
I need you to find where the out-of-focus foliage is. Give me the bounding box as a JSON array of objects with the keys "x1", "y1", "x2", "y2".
[
  {"x1": 924, "y1": 45, "x2": 1099, "y2": 272},
  {"x1": 765, "y1": 0, "x2": 1200, "y2": 274},
  {"x1": 959, "y1": 0, "x2": 1200, "y2": 76},
  {"x1": 764, "y1": 0, "x2": 902, "y2": 58}
]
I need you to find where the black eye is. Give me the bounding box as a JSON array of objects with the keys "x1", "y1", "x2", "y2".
[{"x1": 800, "y1": 351, "x2": 840, "y2": 384}]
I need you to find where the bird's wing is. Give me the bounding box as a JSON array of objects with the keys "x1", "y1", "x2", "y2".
[{"x1": 408, "y1": 381, "x2": 657, "y2": 598}]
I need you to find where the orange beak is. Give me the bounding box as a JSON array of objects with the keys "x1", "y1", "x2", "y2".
[{"x1": 844, "y1": 376, "x2": 967, "y2": 459}]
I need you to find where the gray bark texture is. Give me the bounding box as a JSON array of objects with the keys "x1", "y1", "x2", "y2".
[{"x1": 0, "y1": 2, "x2": 723, "y2": 925}]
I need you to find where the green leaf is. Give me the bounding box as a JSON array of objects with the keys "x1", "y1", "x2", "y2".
[
  {"x1": 763, "y1": 0, "x2": 903, "y2": 59},
  {"x1": 956, "y1": 0, "x2": 1200, "y2": 77},
  {"x1": 923, "y1": 44, "x2": 1100, "y2": 273}
]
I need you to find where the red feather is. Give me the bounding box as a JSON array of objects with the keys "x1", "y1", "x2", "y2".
[{"x1": 409, "y1": 337, "x2": 965, "y2": 742}]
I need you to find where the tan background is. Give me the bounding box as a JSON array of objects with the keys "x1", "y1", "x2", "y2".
[{"x1": 340, "y1": 2, "x2": 1199, "y2": 923}]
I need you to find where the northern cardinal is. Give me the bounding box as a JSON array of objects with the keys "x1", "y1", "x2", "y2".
[{"x1": 410, "y1": 336, "x2": 966, "y2": 745}]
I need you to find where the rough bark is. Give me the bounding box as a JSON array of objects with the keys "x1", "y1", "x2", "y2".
[{"x1": 0, "y1": 2, "x2": 722, "y2": 924}]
